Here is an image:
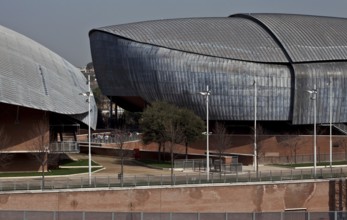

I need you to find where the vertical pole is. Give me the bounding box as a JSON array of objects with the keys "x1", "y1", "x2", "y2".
[
  {"x1": 206, "y1": 85, "x2": 210, "y2": 181},
  {"x1": 109, "y1": 98, "x2": 112, "y2": 128},
  {"x1": 254, "y1": 80, "x2": 257, "y2": 172},
  {"x1": 88, "y1": 75, "x2": 92, "y2": 186},
  {"x1": 313, "y1": 87, "x2": 317, "y2": 177},
  {"x1": 330, "y1": 77, "x2": 333, "y2": 167},
  {"x1": 200, "y1": 86, "x2": 211, "y2": 181}
]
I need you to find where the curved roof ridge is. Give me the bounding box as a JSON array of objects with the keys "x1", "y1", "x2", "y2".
[
  {"x1": 232, "y1": 13, "x2": 347, "y2": 62},
  {"x1": 230, "y1": 13, "x2": 294, "y2": 63}
]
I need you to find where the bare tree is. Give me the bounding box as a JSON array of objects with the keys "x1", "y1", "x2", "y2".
[
  {"x1": 280, "y1": 132, "x2": 303, "y2": 165},
  {"x1": 163, "y1": 115, "x2": 185, "y2": 185},
  {"x1": 0, "y1": 126, "x2": 13, "y2": 169},
  {"x1": 30, "y1": 119, "x2": 50, "y2": 190},
  {"x1": 336, "y1": 138, "x2": 347, "y2": 161},
  {"x1": 114, "y1": 128, "x2": 130, "y2": 187},
  {"x1": 212, "y1": 122, "x2": 232, "y2": 178},
  {"x1": 250, "y1": 124, "x2": 264, "y2": 177}
]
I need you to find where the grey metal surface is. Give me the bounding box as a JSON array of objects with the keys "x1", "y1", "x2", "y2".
[
  {"x1": 0, "y1": 25, "x2": 97, "y2": 129},
  {"x1": 91, "y1": 17, "x2": 288, "y2": 63},
  {"x1": 90, "y1": 14, "x2": 347, "y2": 125},
  {"x1": 293, "y1": 62, "x2": 347, "y2": 124},
  {"x1": 239, "y1": 13, "x2": 347, "y2": 62},
  {"x1": 93, "y1": 14, "x2": 347, "y2": 64},
  {"x1": 90, "y1": 34, "x2": 291, "y2": 121}
]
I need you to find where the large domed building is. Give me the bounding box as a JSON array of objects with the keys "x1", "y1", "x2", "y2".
[
  {"x1": 89, "y1": 13, "x2": 347, "y2": 129},
  {"x1": 0, "y1": 25, "x2": 97, "y2": 171}
]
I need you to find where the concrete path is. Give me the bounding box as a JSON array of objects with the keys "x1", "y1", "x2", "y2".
[{"x1": 68, "y1": 153, "x2": 291, "y2": 178}]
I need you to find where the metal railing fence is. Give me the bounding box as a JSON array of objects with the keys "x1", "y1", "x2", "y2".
[
  {"x1": 49, "y1": 141, "x2": 79, "y2": 153},
  {"x1": 174, "y1": 159, "x2": 242, "y2": 173},
  {"x1": 1, "y1": 166, "x2": 347, "y2": 192},
  {"x1": 90, "y1": 133, "x2": 141, "y2": 144},
  {"x1": 0, "y1": 210, "x2": 345, "y2": 220},
  {"x1": 260, "y1": 152, "x2": 347, "y2": 164}
]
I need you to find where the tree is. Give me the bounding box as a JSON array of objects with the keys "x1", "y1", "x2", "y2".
[
  {"x1": 281, "y1": 132, "x2": 303, "y2": 165},
  {"x1": 140, "y1": 102, "x2": 171, "y2": 161},
  {"x1": 212, "y1": 122, "x2": 232, "y2": 178},
  {"x1": 163, "y1": 111, "x2": 185, "y2": 185},
  {"x1": 31, "y1": 119, "x2": 50, "y2": 190},
  {"x1": 250, "y1": 124, "x2": 264, "y2": 177},
  {"x1": 0, "y1": 126, "x2": 13, "y2": 169},
  {"x1": 179, "y1": 108, "x2": 205, "y2": 160},
  {"x1": 114, "y1": 128, "x2": 130, "y2": 187},
  {"x1": 140, "y1": 101, "x2": 204, "y2": 184}
]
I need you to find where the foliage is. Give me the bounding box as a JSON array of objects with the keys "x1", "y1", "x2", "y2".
[
  {"x1": 119, "y1": 111, "x2": 142, "y2": 131},
  {"x1": 140, "y1": 101, "x2": 204, "y2": 160},
  {"x1": 140, "y1": 101, "x2": 172, "y2": 145},
  {"x1": 179, "y1": 108, "x2": 205, "y2": 159},
  {"x1": 86, "y1": 62, "x2": 93, "y2": 70},
  {"x1": 140, "y1": 101, "x2": 204, "y2": 184}
]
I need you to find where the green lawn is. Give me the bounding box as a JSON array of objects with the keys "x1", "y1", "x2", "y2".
[
  {"x1": 0, "y1": 159, "x2": 102, "y2": 178},
  {"x1": 59, "y1": 159, "x2": 99, "y2": 166}
]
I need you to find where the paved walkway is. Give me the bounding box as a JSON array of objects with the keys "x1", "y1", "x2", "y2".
[{"x1": 68, "y1": 153, "x2": 290, "y2": 177}]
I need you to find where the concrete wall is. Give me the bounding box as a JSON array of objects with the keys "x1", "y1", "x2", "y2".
[{"x1": 0, "y1": 180, "x2": 334, "y2": 212}]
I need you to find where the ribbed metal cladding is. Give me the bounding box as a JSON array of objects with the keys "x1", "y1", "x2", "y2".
[
  {"x1": 90, "y1": 33, "x2": 292, "y2": 121},
  {"x1": 293, "y1": 62, "x2": 347, "y2": 124},
  {"x1": 0, "y1": 25, "x2": 97, "y2": 129},
  {"x1": 245, "y1": 14, "x2": 347, "y2": 62},
  {"x1": 90, "y1": 14, "x2": 347, "y2": 125},
  {"x1": 94, "y1": 17, "x2": 288, "y2": 63}
]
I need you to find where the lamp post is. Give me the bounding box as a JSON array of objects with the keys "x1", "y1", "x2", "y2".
[
  {"x1": 199, "y1": 85, "x2": 211, "y2": 181},
  {"x1": 329, "y1": 77, "x2": 333, "y2": 168},
  {"x1": 253, "y1": 80, "x2": 257, "y2": 173},
  {"x1": 307, "y1": 87, "x2": 317, "y2": 177},
  {"x1": 80, "y1": 75, "x2": 93, "y2": 185}
]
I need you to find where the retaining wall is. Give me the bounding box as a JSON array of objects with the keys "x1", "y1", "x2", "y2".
[{"x1": 0, "y1": 180, "x2": 337, "y2": 212}]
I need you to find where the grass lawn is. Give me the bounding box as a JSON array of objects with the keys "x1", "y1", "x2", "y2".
[
  {"x1": 0, "y1": 159, "x2": 102, "y2": 178},
  {"x1": 59, "y1": 159, "x2": 99, "y2": 166}
]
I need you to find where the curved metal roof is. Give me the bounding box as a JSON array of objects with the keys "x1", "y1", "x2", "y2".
[
  {"x1": 91, "y1": 17, "x2": 288, "y2": 63},
  {"x1": 0, "y1": 25, "x2": 97, "y2": 129},
  {"x1": 91, "y1": 14, "x2": 347, "y2": 64},
  {"x1": 236, "y1": 13, "x2": 347, "y2": 63}
]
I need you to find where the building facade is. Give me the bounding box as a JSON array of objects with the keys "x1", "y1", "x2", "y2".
[
  {"x1": 0, "y1": 24, "x2": 97, "y2": 170},
  {"x1": 89, "y1": 14, "x2": 347, "y2": 128}
]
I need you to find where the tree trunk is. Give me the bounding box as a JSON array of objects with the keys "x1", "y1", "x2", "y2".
[
  {"x1": 219, "y1": 152, "x2": 222, "y2": 179},
  {"x1": 185, "y1": 142, "x2": 188, "y2": 161},
  {"x1": 120, "y1": 145, "x2": 124, "y2": 187},
  {"x1": 170, "y1": 142, "x2": 174, "y2": 185},
  {"x1": 41, "y1": 152, "x2": 47, "y2": 190},
  {"x1": 158, "y1": 142, "x2": 162, "y2": 162}
]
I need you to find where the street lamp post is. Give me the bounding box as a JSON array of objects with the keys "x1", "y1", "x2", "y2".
[
  {"x1": 199, "y1": 85, "x2": 211, "y2": 181},
  {"x1": 253, "y1": 80, "x2": 257, "y2": 173},
  {"x1": 307, "y1": 87, "x2": 317, "y2": 177},
  {"x1": 80, "y1": 75, "x2": 93, "y2": 185},
  {"x1": 329, "y1": 77, "x2": 333, "y2": 168}
]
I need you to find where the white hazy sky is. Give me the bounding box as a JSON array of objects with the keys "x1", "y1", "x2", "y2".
[{"x1": 1, "y1": 0, "x2": 347, "y2": 67}]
